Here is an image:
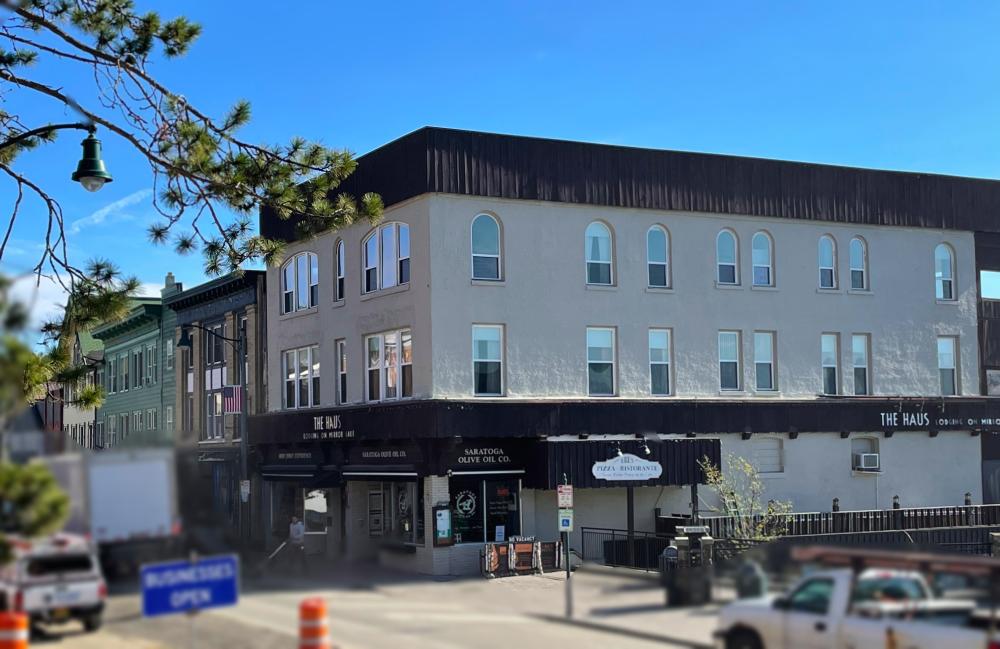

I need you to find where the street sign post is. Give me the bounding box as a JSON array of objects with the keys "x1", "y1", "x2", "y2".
[
  {"x1": 141, "y1": 554, "x2": 240, "y2": 618},
  {"x1": 557, "y1": 484, "x2": 574, "y2": 508},
  {"x1": 558, "y1": 508, "x2": 574, "y2": 532}
]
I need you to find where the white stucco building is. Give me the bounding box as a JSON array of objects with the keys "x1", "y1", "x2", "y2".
[{"x1": 249, "y1": 127, "x2": 1000, "y2": 575}]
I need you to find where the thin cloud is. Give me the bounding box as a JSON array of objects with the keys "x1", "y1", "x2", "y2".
[{"x1": 68, "y1": 188, "x2": 153, "y2": 235}]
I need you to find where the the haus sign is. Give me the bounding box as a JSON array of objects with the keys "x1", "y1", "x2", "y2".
[
  {"x1": 305, "y1": 414, "x2": 356, "y2": 441},
  {"x1": 878, "y1": 409, "x2": 1000, "y2": 430},
  {"x1": 592, "y1": 453, "x2": 663, "y2": 481}
]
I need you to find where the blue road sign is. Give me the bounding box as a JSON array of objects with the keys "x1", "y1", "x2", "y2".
[{"x1": 141, "y1": 554, "x2": 239, "y2": 617}]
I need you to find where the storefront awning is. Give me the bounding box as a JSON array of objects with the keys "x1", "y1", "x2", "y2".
[
  {"x1": 340, "y1": 464, "x2": 419, "y2": 479},
  {"x1": 260, "y1": 463, "x2": 318, "y2": 481}
]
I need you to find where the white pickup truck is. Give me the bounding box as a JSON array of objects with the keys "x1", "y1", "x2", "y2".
[{"x1": 714, "y1": 567, "x2": 999, "y2": 649}]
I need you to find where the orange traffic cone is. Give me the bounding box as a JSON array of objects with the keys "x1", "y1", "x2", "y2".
[
  {"x1": 0, "y1": 612, "x2": 28, "y2": 649},
  {"x1": 299, "y1": 597, "x2": 330, "y2": 649}
]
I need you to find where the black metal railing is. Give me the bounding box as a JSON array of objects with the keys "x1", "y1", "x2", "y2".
[
  {"x1": 702, "y1": 504, "x2": 1000, "y2": 539},
  {"x1": 580, "y1": 527, "x2": 673, "y2": 571}
]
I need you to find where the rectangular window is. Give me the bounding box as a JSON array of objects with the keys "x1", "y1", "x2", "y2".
[
  {"x1": 296, "y1": 253, "x2": 309, "y2": 310},
  {"x1": 754, "y1": 331, "x2": 775, "y2": 391},
  {"x1": 821, "y1": 333, "x2": 839, "y2": 395},
  {"x1": 165, "y1": 339, "x2": 174, "y2": 370},
  {"x1": 587, "y1": 327, "x2": 616, "y2": 396},
  {"x1": 147, "y1": 408, "x2": 157, "y2": 431},
  {"x1": 133, "y1": 348, "x2": 143, "y2": 389},
  {"x1": 852, "y1": 334, "x2": 870, "y2": 396},
  {"x1": 752, "y1": 437, "x2": 784, "y2": 473},
  {"x1": 449, "y1": 476, "x2": 520, "y2": 544},
  {"x1": 649, "y1": 328, "x2": 671, "y2": 396},
  {"x1": 147, "y1": 342, "x2": 157, "y2": 385},
  {"x1": 381, "y1": 224, "x2": 398, "y2": 289},
  {"x1": 398, "y1": 224, "x2": 411, "y2": 285},
  {"x1": 165, "y1": 406, "x2": 174, "y2": 432},
  {"x1": 282, "y1": 263, "x2": 295, "y2": 313},
  {"x1": 121, "y1": 353, "x2": 128, "y2": 391},
  {"x1": 366, "y1": 329, "x2": 413, "y2": 402},
  {"x1": 336, "y1": 339, "x2": 347, "y2": 404},
  {"x1": 336, "y1": 243, "x2": 345, "y2": 301},
  {"x1": 364, "y1": 235, "x2": 379, "y2": 293},
  {"x1": 282, "y1": 345, "x2": 320, "y2": 409},
  {"x1": 719, "y1": 331, "x2": 741, "y2": 391},
  {"x1": 473, "y1": 325, "x2": 503, "y2": 396},
  {"x1": 938, "y1": 336, "x2": 958, "y2": 396}
]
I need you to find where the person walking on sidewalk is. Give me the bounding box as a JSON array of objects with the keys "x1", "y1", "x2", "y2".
[{"x1": 289, "y1": 515, "x2": 307, "y2": 573}]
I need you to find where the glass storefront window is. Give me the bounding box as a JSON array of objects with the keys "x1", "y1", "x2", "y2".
[
  {"x1": 303, "y1": 489, "x2": 327, "y2": 533},
  {"x1": 369, "y1": 481, "x2": 425, "y2": 545},
  {"x1": 450, "y1": 477, "x2": 520, "y2": 544}
]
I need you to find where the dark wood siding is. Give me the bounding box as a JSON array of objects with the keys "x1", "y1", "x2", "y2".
[{"x1": 262, "y1": 127, "x2": 1000, "y2": 242}]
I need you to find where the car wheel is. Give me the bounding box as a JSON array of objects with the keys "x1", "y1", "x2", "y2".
[
  {"x1": 82, "y1": 613, "x2": 102, "y2": 632},
  {"x1": 726, "y1": 628, "x2": 763, "y2": 649}
]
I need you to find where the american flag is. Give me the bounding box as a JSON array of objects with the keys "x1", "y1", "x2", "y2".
[{"x1": 223, "y1": 385, "x2": 244, "y2": 414}]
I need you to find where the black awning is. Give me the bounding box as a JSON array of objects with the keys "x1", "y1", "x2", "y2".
[
  {"x1": 340, "y1": 464, "x2": 419, "y2": 479},
  {"x1": 531, "y1": 438, "x2": 720, "y2": 490},
  {"x1": 260, "y1": 463, "x2": 317, "y2": 481}
]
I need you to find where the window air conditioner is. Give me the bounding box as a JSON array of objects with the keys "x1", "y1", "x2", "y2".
[{"x1": 853, "y1": 453, "x2": 880, "y2": 471}]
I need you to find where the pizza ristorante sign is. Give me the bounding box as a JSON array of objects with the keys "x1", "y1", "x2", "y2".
[{"x1": 592, "y1": 454, "x2": 663, "y2": 481}]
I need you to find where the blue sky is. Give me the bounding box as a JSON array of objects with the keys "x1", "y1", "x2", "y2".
[{"x1": 7, "y1": 1, "x2": 1000, "y2": 324}]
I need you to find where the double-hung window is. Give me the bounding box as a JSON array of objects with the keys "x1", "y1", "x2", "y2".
[
  {"x1": 587, "y1": 327, "x2": 616, "y2": 396},
  {"x1": 754, "y1": 331, "x2": 775, "y2": 391},
  {"x1": 366, "y1": 329, "x2": 412, "y2": 401},
  {"x1": 132, "y1": 347, "x2": 143, "y2": 389},
  {"x1": 282, "y1": 345, "x2": 320, "y2": 409},
  {"x1": 850, "y1": 238, "x2": 868, "y2": 290},
  {"x1": 649, "y1": 329, "x2": 671, "y2": 395},
  {"x1": 280, "y1": 252, "x2": 319, "y2": 313},
  {"x1": 751, "y1": 232, "x2": 773, "y2": 287},
  {"x1": 363, "y1": 223, "x2": 411, "y2": 294},
  {"x1": 472, "y1": 214, "x2": 502, "y2": 280},
  {"x1": 852, "y1": 334, "x2": 870, "y2": 395},
  {"x1": 935, "y1": 244, "x2": 955, "y2": 300},
  {"x1": 336, "y1": 339, "x2": 348, "y2": 404},
  {"x1": 717, "y1": 230, "x2": 738, "y2": 285},
  {"x1": 819, "y1": 236, "x2": 837, "y2": 289},
  {"x1": 647, "y1": 226, "x2": 670, "y2": 288},
  {"x1": 938, "y1": 336, "x2": 958, "y2": 395},
  {"x1": 147, "y1": 342, "x2": 157, "y2": 385},
  {"x1": 165, "y1": 339, "x2": 174, "y2": 370},
  {"x1": 472, "y1": 325, "x2": 503, "y2": 396},
  {"x1": 335, "y1": 240, "x2": 345, "y2": 301},
  {"x1": 120, "y1": 352, "x2": 128, "y2": 391},
  {"x1": 719, "y1": 331, "x2": 741, "y2": 391},
  {"x1": 585, "y1": 222, "x2": 613, "y2": 285},
  {"x1": 821, "y1": 333, "x2": 839, "y2": 395}
]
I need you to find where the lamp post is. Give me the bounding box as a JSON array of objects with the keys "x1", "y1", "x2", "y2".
[
  {"x1": 176, "y1": 323, "x2": 250, "y2": 534},
  {"x1": 0, "y1": 122, "x2": 113, "y2": 192}
]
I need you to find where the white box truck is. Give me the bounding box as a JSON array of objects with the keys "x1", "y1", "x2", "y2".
[{"x1": 37, "y1": 448, "x2": 183, "y2": 577}]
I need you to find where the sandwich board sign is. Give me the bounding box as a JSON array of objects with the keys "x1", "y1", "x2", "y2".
[{"x1": 141, "y1": 554, "x2": 239, "y2": 617}]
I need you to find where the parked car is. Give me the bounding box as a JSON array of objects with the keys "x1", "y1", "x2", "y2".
[
  {"x1": 0, "y1": 533, "x2": 106, "y2": 633},
  {"x1": 714, "y1": 567, "x2": 996, "y2": 649}
]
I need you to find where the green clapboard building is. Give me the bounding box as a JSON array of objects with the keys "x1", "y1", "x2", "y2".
[{"x1": 92, "y1": 273, "x2": 183, "y2": 449}]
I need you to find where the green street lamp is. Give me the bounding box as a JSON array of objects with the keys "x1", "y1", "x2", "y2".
[{"x1": 71, "y1": 128, "x2": 113, "y2": 193}]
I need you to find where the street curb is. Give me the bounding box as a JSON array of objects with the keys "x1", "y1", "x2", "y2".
[{"x1": 531, "y1": 613, "x2": 713, "y2": 649}]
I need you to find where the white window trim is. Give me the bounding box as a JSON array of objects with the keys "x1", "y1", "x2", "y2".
[
  {"x1": 282, "y1": 344, "x2": 321, "y2": 409},
  {"x1": 849, "y1": 237, "x2": 868, "y2": 291},
  {"x1": 646, "y1": 225, "x2": 671, "y2": 289},
  {"x1": 819, "y1": 235, "x2": 838, "y2": 289},
  {"x1": 362, "y1": 223, "x2": 411, "y2": 295},
  {"x1": 937, "y1": 335, "x2": 959, "y2": 396},
  {"x1": 366, "y1": 329, "x2": 412, "y2": 402},
  {"x1": 586, "y1": 326, "x2": 617, "y2": 396},
  {"x1": 821, "y1": 333, "x2": 840, "y2": 395},
  {"x1": 336, "y1": 338, "x2": 348, "y2": 404},
  {"x1": 852, "y1": 334, "x2": 870, "y2": 396},
  {"x1": 716, "y1": 230, "x2": 739, "y2": 286},
  {"x1": 472, "y1": 324, "x2": 504, "y2": 397},
  {"x1": 648, "y1": 328, "x2": 672, "y2": 396},
  {"x1": 751, "y1": 232, "x2": 774, "y2": 287},
  {"x1": 335, "y1": 239, "x2": 346, "y2": 302},
  {"x1": 718, "y1": 330, "x2": 742, "y2": 391},
  {"x1": 280, "y1": 252, "x2": 319, "y2": 314},
  {"x1": 471, "y1": 214, "x2": 503, "y2": 281},
  {"x1": 585, "y1": 222, "x2": 614, "y2": 286},
  {"x1": 935, "y1": 243, "x2": 956, "y2": 301},
  {"x1": 753, "y1": 331, "x2": 776, "y2": 392}
]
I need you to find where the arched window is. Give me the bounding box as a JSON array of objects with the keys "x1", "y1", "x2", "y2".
[
  {"x1": 335, "y1": 240, "x2": 345, "y2": 301},
  {"x1": 471, "y1": 214, "x2": 502, "y2": 280},
  {"x1": 585, "y1": 221, "x2": 613, "y2": 285},
  {"x1": 646, "y1": 226, "x2": 670, "y2": 288},
  {"x1": 849, "y1": 237, "x2": 868, "y2": 290},
  {"x1": 751, "y1": 232, "x2": 773, "y2": 287},
  {"x1": 362, "y1": 223, "x2": 411, "y2": 294},
  {"x1": 818, "y1": 235, "x2": 837, "y2": 289},
  {"x1": 280, "y1": 252, "x2": 318, "y2": 314},
  {"x1": 716, "y1": 230, "x2": 738, "y2": 285},
  {"x1": 935, "y1": 243, "x2": 955, "y2": 300}
]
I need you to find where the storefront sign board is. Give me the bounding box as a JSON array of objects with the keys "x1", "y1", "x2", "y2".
[{"x1": 592, "y1": 453, "x2": 663, "y2": 481}]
